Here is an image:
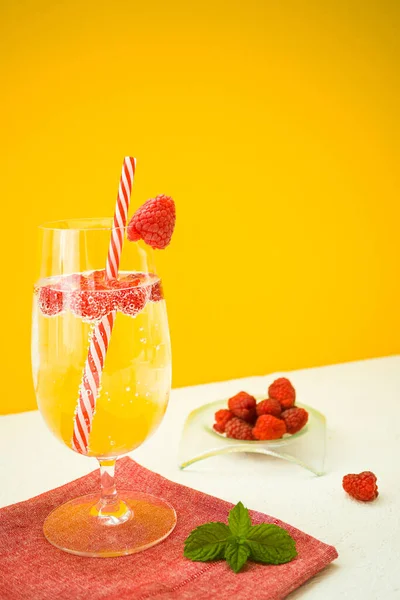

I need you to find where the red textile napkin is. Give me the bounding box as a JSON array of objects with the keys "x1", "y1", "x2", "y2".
[{"x1": 0, "y1": 457, "x2": 337, "y2": 600}]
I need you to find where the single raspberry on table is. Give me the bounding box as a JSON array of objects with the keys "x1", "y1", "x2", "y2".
[
  {"x1": 268, "y1": 377, "x2": 296, "y2": 410},
  {"x1": 342, "y1": 471, "x2": 378, "y2": 502},
  {"x1": 252, "y1": 415, "x2": 287, "y2": 440},
  {"x1": 127, "y1": 195, "x2": 176, "y2": 249},
  {"x1": 225, "y1": 417, "x2": 254, "y2": 440},
  {"x1": 214, "y1": 409, "x2": 234, "y2": 433},
  {"x1": 281, "y1": 407, "x2": 308, "y2": 434},
  {"x1": 228, "y1": 392, "x2": 257, "y2": 423},
  {"x1": 256, "y1": 398, "x2": 282, "y2": 418}
]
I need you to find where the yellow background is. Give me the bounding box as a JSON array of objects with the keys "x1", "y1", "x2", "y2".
[{"x1": 1, "y1": 1, "x2": 399, "y2": 414}]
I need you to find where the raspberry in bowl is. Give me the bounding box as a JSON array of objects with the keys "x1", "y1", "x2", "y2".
[
  {"x1": 179, "y1": 382, "x2": 326, "y2": 474},
  {"x1": 211, "y1": 379, "x2": 309, "y2": 443}
]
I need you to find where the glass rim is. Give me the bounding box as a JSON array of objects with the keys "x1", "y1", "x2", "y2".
[{"x1": 38, "y1": 217, "x2": 126, "y2": 232}]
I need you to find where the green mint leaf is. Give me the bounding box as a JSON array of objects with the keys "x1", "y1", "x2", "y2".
[
  {"x1": 247, "y1": 523, "x2": 297, "y2": 565},
  {"x1": 183, "y1": 503, "x2": 297, "y2": 573},
  {"x1": 228, "y1": 502, "x2": 252, "y2": 537},
  {"x1": 225, "y1": 539, "x2": 251, "y2": 573},
  {"x1": 184, "y1": 522, "x2": 231, "y2": 562}
]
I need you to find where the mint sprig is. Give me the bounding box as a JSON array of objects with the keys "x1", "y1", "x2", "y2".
[{"x1": 184, "y1": 501, "x2": 297, "y2": 573}]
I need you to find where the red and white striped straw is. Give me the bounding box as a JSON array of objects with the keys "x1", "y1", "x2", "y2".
[
  {"x1": 105, "y1": 158, "x2": 136, "y2": 280},
  {"x1": 72, "y1": 157, "x2": 136, "y2": 455}
]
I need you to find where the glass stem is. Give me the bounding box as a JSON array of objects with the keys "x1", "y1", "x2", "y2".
[
  {"x1": 94, "y1": 458, "x2": 132, "y2": 525},
  {"x1": 98, "y1": 458, "x2": 118, "y2": 506}
]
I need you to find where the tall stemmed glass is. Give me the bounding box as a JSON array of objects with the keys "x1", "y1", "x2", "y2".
[{"x1": 31, "y1": 218, "x2": 175, "y2": 556}]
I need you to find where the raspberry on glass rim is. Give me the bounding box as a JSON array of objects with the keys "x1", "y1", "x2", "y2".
[{"x1": 127, "y1": 194, "x2": 176, "y2": 250}]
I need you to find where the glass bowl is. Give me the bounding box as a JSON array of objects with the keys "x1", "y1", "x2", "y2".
[{"x1": 178, "y1": 397, "x2": 326, "y2": 475}]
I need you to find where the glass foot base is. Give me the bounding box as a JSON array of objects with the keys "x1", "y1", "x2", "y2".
[{"x1": 43, "y1": 490, "x2": 177, "y2": 557}]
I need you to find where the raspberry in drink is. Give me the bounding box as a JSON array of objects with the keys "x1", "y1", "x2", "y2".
[{"x1": 33, "y1": 269, "x2": 171, "y2": 457}]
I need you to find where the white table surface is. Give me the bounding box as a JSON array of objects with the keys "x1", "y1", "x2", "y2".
[{"x1": 1, "y1": 356, "x2": 399, "y2": 599}]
